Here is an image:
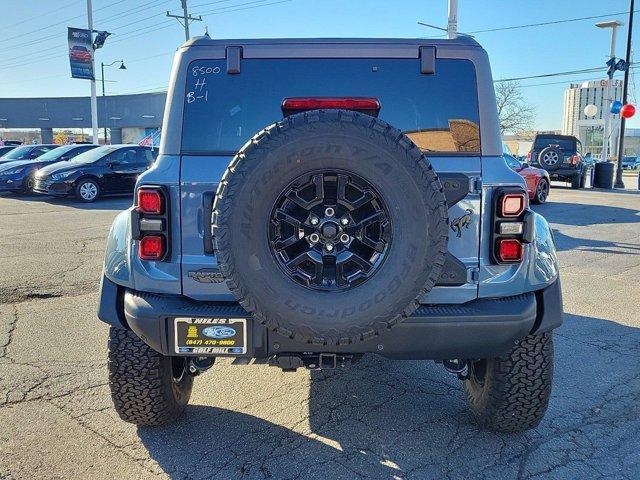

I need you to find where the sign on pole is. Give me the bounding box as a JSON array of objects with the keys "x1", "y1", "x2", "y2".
[{"x1": 67, "y1": 27, "x2": 94, "y2": 80}]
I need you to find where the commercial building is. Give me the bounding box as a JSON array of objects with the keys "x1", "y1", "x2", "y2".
[
  {"x1": 562, "y1": 79, "x2": 623, "y2": 157},
  {"x1": 0, "y1": 92, "x2": 165, "y2": 144}
]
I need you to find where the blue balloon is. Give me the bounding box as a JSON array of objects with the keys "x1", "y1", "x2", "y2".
[{"x1": 611, "y1": 100, "x2": 623, "y2": 114}]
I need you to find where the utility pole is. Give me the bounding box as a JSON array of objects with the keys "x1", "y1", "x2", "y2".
[
  {"x1": 447, "y1": 0, "x2": 458, "y2": 39},
  {"x1": 87, "y1": 0, "x2": 99, "y2": 145},
  {"x1": 615, "y1": 0, "x2": 634, "y2": 189},
  {"x1": 597, "y1": 20, "x2": 623, "y2": 164},
  {"x1": 167, "y1": 0, "x2": 202, "y2": 42}
]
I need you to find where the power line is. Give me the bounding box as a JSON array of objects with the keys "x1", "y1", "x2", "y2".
[
  {"x1": 111, "y1": 0, "x2": 293, "y2": 44},
  {"x1": 0, "y1": 0, "x2": 170, "y2": 54},
  {"x1": 3, "y1": 0, "x2": 84, "y2": 30},
  {"x1": 195, "y1": 0, "x2": 292, "y2": 16},
  {"x1": 467, "y1": 10, "x2": 638, "y2": 34},
  {"x1": 186, "y1": 0, "x2": 245, "y2": 8},
  {"x1": 0, "y1": 0, "x2": 129, "y2": 45},
  {"x1": 518, "y1": 78, "x2": 600, "y2": 88},
  {"x1": 97, "y1": 0, "x2": 172, "y2": 24},
  {"x1": 494, "y1": 67, "x2": 607, "y2": 83}
]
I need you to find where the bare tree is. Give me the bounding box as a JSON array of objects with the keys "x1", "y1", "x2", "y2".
[{"x1": 495, "y1": 80, "x2": 536, "y2": 135}]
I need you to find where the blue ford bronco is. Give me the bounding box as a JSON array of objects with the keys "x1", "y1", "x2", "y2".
[{"x1": 98, "y1": 37, "x2": 563, "y2": 432}]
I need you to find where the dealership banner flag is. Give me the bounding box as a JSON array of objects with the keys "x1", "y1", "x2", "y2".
[{"x1": 67, "y1": 27, "x2": 94, "y2": 80}]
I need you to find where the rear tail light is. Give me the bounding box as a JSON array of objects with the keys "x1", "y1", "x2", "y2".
[
  {"x1": 491, "y1": 188, "x2": 529, "y2": 264},
  {"x1": 282, "y1": 97, "x2": 381, "y2": 116},
  {"x1": 570, "y1": 154, "x2": 579, "y2": 165},
  {"x1": 138, "y1": 188, "x2": 163, "y2": 214},
  {"x1": 139, "y1": 235, "x2": 165, "y2": 260},
  {"x1": 497, "y1": 239, "x2": 523, "y2": 262},
  {"x1": 526, "y1": 152, "x2": 531, "y2": 161},
  {"x1": 133, "y1": 186, "x2": 170, "y2": 261},
  {"x1": 500, "y1": 193, "x2": 526, "y2": 217}
]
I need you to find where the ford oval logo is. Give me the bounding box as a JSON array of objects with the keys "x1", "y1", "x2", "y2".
[{"x1": 202, "y1": 326, "x2": 236, "y2": 339}]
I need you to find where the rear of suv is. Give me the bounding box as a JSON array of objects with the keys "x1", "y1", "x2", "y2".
[
  {"x1": 528, "y1": 134, "x2": 586, "y2": 188},
  {"x1": 98, "y1": 37, "x2": 563, "y2": 433}
]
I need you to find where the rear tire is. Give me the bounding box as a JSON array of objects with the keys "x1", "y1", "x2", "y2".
[
  {"x1": 108, "y1": 327, "x2": 193, "y2": 426},
  {"x1": 464, "y1": 332, "x2": 554, "y2": 433}
]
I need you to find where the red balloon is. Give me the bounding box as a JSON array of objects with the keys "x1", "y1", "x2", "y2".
[{"x1": 621, "y1": 103, "x2": 636, "y2": 119}]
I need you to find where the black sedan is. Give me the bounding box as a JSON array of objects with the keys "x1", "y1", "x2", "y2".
[
  {"x1": 0, "y1": 144, "x2": 98, "y2": 193},
  {"x1": 0, "y1": 144, "x2": 58, "y2": 164},
  {"x1": 34, "y1": 145, "x2": 158, "y2": 202}
]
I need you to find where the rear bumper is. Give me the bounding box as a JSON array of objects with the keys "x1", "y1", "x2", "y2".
[
  {"x1": 98, "y1": 276, "x2": 563, "y2": 360},
  {"x1": 548, "y1": 167, "x2": 581, "y2": 180}
]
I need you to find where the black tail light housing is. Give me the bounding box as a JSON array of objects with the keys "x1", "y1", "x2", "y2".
[
  {"x1": 132, "y1": 186, "x2": 170, "y2": 261},
  {"x1": 491, "y1": 187, "x2": 532, "y2": 264}
]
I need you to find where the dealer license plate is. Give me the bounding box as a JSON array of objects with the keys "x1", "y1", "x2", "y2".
[{"x1": 174, "y1": 317, "x2": 247, "y2": 355}]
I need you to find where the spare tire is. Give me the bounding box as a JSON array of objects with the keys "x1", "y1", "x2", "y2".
[
  {"x1": 538, "y1": 146, "x2": 563, "y2": 171},
  {"x1": 213, "y1": 110, "x2": 449, "y2": 345}
]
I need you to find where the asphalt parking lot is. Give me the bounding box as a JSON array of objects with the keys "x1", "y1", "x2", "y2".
[{"x1": 1, "y1": 185, "x2": 639, "y2": 480}]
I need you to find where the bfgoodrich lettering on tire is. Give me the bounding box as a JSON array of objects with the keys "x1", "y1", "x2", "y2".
[{"x1": 212, "y1": 109, "x2": 449, "y2": 345}]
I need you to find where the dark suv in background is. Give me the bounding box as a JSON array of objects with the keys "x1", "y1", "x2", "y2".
[
  {"x1": 34, "y1": 145, "x2": 158, "y2": 202},
  {"x1": 528, "y1": 134, "x2": 586, "y2": 188}
]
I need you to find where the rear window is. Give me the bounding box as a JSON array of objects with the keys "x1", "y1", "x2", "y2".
[
  {"x1": 181, "y1": 58, "x2": 480, "y2": 154},
  {"x1": 533, "y1": 136, "x2": 577, "y2": 152}
]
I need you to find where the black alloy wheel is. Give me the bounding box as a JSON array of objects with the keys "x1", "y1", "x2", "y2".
[{"x1": 269, "y1": 170, "x2": 392, "y2": 291}]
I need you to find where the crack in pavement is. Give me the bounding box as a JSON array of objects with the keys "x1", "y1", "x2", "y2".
[{"x1": 0, "y1": 305, "x2": 19, "y2": 359}]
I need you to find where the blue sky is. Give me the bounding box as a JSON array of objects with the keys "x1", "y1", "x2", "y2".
[{"x1": 0, "y1": 0, "x2": 637, "y2": 130}]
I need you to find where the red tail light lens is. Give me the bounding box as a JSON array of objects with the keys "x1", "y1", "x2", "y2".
[
  {"x1": 497, "y1": 239, "x2": 523, "y2": 262},
  {"x1": 500, "y1": 193, "x2": 526, "y2": 217},
  {"x1": 139, "y1": 235, "x2": 165, "y2": 260},
  {"x1": 282, "y1": 97, "x2": 381, "y2": 114},
  {"x1": 570, "y1": 154, "x2": 579, "y2": 165},
  {"x1": 138, "y1": 189, "x2": 163, "y2": 214},
  {"x1": 526, "y1": 152, "x2": 531, "y2": 160}
]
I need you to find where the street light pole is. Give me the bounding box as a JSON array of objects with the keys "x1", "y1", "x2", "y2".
[
  {"x1": 100, "y1": 60, "x2": 125, "y2": 144},
  {"x1": 87, "y1": 0, "x2": 99, "y2": 145},
  {"x1": 615, "y1": 0, "x2": 634, "y2": 189},
  {"x1": 597, "y1": 20, "x2": 623, "y2": 164},
  {"x1": 101, "y1": 61, "x2": 106, "y2": 143}
]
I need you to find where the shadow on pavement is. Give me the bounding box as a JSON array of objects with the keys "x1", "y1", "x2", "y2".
[
  {"x1": 137, "y1": 314, "x2": 640, "y2": 479},
  {"x1": 532, "y1": 200, "x2": 640, "y2": 228},
  {"x1": 551, "y1": 230, "x2": 640, "y2": 255},
  {"x1": 0, "y1": 192, "x2": 131, "y2": 211}
]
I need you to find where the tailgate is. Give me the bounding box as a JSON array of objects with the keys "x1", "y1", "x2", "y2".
[{"x1": 180, "y1": 155, "x2": 481, "y2": 304}]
